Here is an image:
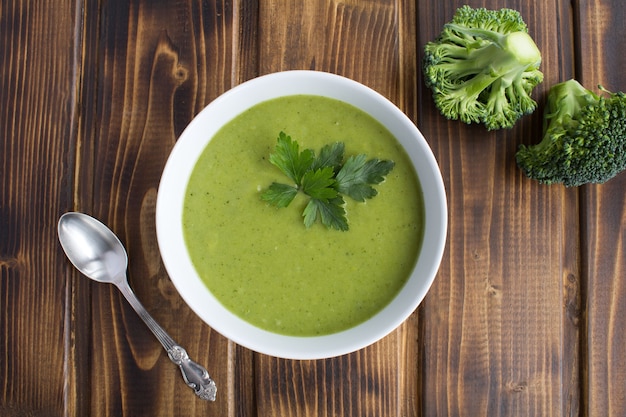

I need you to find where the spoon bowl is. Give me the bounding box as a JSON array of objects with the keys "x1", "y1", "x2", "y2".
[
  {"x1": 58, "y1": 212, "x2": 127, "y2": 283},
  {"x1": 57, "y1": 212, "x2": 217, "y2": 401}
]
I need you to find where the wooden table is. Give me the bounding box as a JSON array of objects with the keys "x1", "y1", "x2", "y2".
[{"x1": 2, "y1": 0, "x2": 625, "y2": 415}]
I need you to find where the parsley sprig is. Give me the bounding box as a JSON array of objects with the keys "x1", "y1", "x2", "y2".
[{"x1": 261, "y1": 132, "x2": 394, "y2": 231}]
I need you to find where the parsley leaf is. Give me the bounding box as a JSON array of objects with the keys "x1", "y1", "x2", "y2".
[
  {"x1": 301, "y1": 167, "x2": 338, "y2": 200},
  {"x1": 303, "y1": 196, "x2": 348, "y2": 231},
  {"x1": 311, "y1": 142, "x2": 344, "y2": 172},
  {"x1": 261, "y1": 182, "x2": 298, "y2": 207},
  {"x1": 336, "y1": 155, "x2": 395, "y2": 202},
  {"x1": 268, "y1": 131, "x2": 314, "y2": 184},
  {"x1": 261, "y1": 132, "x2": 394, "y2": 230}
]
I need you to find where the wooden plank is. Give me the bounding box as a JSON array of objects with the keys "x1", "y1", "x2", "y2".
[
  {"x1": 252, "y1": 0, "x2": 420, "y2": 416},
  {"x1": 576, "y1": 1, "x2": 626, "y2": 416},
  {"x1": 0, "y1": 1, "x2": 86, "y2": 416},
  {"x1": 257, "y1": 0, "x2": 401, "y2": 97},
  {"x1": 75, "y1": 1, "x2": 255, "y2": 415},
  {"x1": 415, "y1": 1, "x2": 581, "y2": 415}
]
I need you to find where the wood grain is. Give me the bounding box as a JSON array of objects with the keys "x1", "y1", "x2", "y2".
[
  {"x1": 576, "y1": 1, "x2": 626, "y2": 416},
  {"x1": 72, "y1": 1, "x2": 254, "y2": 415},
  {"x1": 416, "y1": 1, "x2": 581, "y2": 415},
  {"x1": 0, "y1": 1, "x2": 83, "y2": 416}
]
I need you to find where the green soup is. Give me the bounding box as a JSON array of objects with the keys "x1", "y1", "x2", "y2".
[{"x1": 183, "y1": 95, "x2": 424, "y2": 336}]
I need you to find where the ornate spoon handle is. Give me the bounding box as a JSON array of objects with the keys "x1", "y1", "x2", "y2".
[
  {"x1": 116, "y1": 278, "x2": 217, "y2": 401},
  {"x1": 168, "y1": 346, "x2": 217, "y2": 401}
]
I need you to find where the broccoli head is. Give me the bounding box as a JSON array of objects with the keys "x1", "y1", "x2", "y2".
[
  {"x1": 423, "y1": 5, "x2": 543, "y2": 130},
  {"x1": 516, "y1": 79, "x2": 626, "y2": 186}
]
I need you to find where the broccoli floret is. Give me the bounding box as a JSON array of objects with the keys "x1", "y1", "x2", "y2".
[
  {"x1": 423, "y1": 5, "x2": 543, "y2": 130},
  {"x1": 516, "y1": 79, "x2": 626, "y2": 186}
]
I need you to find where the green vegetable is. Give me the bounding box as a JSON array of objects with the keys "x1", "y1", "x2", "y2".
[
  {"x1": 516, "y1": 79, "x2": 626, "y2": 186},
  {"x1": 261, "y1": 132, "x2": 394, "y2": 230},
  {"x1": 423, "y1": 5, "x2": 543, "y2": 130}
]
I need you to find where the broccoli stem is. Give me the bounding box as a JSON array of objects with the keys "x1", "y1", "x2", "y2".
[
  {"x1": 503, "y1": 32, "x2": 542, "y2": 65},
  {"x1": 519, "y1": 81, "x2": 601, "y2": 175},
  {"x1": 543, "y1": 80, "x2": 599, "y2": 134},
  {"x1": 446, "y1": 24, "x2": 541, "y2": 66},
  {"x1": 436, "y1": 39, "x2": 537, "y2": 101}
]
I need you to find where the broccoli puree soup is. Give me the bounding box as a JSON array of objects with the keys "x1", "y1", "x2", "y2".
[{"x1": 183, "y1": 95, "x2": 424, "y2": 336}]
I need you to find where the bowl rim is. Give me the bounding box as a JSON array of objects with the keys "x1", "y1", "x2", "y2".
[{"x1": 156, "y1": 70, "x2": 447, "y2": 359}]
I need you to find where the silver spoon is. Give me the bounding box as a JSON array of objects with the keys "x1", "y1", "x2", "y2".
[{"x1": 57, "y1": 211, "x2": 217, "y2": 401}]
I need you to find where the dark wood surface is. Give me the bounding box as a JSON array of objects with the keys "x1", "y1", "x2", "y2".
[{"x1": 2, "y1": 0, "x2": 625, "y2": 415}]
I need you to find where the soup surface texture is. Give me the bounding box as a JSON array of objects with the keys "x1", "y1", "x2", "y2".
[{"x1": 183, "y1": 95, "x2": 424, "y2": 336}]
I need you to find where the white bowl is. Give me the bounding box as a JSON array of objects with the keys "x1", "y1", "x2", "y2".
[{"x1": 156, "y1": 70, "x2": 447, "y2": 359}]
